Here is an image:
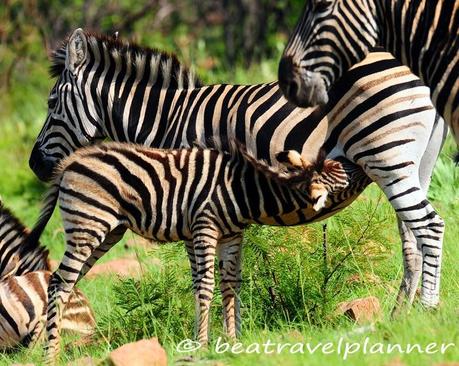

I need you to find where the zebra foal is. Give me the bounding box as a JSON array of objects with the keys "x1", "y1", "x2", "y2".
[
  {"x1": 0, "y1": 202, "x2": 95, "y2": 349},
  {"x1": 29, "y1": 142, "x2": 364, "y2": 363}
]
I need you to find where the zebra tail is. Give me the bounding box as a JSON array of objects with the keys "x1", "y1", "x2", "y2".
[
  {"x1": 454, "y1": 151, "x2": 459, "y2": 166},
  {"x1": 26, "y1": 181, "x2": 61, "y2": 248}
]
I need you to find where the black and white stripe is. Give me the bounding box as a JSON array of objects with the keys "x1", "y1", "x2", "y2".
[
  {"x1": 30, "y1": 142, "x2": 365, "y2": 363},
  {"x1": 0, "y1": 202, "x2": 95, "y2": 349},
  {"x1": 29, "y1": 31, "x2": 446, "y2": 315},
  {"x1": 279, "y1": 0, "x2": 458, "y2": 150}
]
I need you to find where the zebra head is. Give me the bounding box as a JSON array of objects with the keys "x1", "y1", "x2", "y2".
[
  {"x1": 29, "y1": 29, "x2": 104, "y2": 182},
  {"x1": 279, "y1": 0, "x2": 378, "y2": 107}
]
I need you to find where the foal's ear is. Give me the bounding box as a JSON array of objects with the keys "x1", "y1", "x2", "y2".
[
  {"x1": 66, "y1": 28, "x2": 88, "y2": 74},
  {"x1": 275, "y1": 150, "x2": 313, "y2": 170}
]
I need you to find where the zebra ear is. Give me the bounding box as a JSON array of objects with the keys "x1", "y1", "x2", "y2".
[
  {"x1": 66, "y1": 28, "x2": 88, "y2": 74},
  {"x1": 276, "y1": 150, "x2": 313, "y2": 170}
]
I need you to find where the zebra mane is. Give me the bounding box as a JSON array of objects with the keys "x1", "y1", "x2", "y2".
[
  {"x1": 0, "y1": 202, "x2": 50, "y2": 273},
  {"x1": 50, "y1": 31, "x2": 202, "y2": 89},
  {"x1": 203, "y1": 139, "x2": 316, "y2": 188}
]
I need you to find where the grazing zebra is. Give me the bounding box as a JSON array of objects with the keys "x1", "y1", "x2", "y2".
[
  {"x1": 29, "y1": 141, "x2": 364, "y2": 362},
  {"x1": 278, "y1": 0, "x2": 458, "y2": 151},
  {"x1": 0, "y1": 202, "x2": 95, "y2": 349},
  {"x1": 28, "y1": 32, "x2": 447, "y2": 314}
]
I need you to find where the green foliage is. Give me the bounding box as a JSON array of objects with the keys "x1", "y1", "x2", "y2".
[
  {"x1": 98, "y1": 245, "x2": 195, "y2": 347},
  {"x1": 429, "y1": 137, "x2": 459, "y2": 205}
]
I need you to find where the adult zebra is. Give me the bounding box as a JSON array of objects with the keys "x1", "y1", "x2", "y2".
[
  {"x1": 278, "y1": 0, "x2": 458, "y2": 152},
  {"x1": 29, "y1": 30, "x2": 446, "y2": 313}
]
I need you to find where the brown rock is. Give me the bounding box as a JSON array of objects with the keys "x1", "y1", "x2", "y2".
[
  {"x1": 109, "y1": 338, "x2": 167, "y2": 366},
  {"x1": 337, "y1": 296, "x2": 381, "y2": 323},
  {"x1": 86, "y1": 258, "x2": 144, "y2": 279}
]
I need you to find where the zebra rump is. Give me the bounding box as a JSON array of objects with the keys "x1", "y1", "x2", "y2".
[{"x1": 0, "y1": 202, "x2": 95, "y2": 349}]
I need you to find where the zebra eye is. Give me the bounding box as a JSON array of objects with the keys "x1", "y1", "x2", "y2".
[{"x1": 48, "y1": 97, "x2": 57, "y2": 109}]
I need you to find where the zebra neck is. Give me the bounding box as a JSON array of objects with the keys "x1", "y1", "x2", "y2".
[{"x1": 377, "y1": 0, "x2": 453, "y2": 93}]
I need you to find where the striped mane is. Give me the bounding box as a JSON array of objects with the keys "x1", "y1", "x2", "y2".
[
  {"x1": 221, "y1": 141, "x2": 316, "y2": 188},
  {"x1": 50, "y1": 31, "x2": 202, "y2": 89}
]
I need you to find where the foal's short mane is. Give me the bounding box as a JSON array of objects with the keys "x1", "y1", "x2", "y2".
[{"x1": 49, "y1": 31, "x2": 202, "y2": 89}]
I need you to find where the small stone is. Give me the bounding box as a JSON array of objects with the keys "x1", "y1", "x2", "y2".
[
  {"x1": 109, "y1": 338, "x2": 167, "y2": 366},
  {"x1": 336, "y1": 296, "x2": 381, "y2": 323}
]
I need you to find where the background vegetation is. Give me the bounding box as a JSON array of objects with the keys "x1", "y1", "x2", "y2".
[{"x1": 0, "y1": 1, "x2": 458, "y2": 365}]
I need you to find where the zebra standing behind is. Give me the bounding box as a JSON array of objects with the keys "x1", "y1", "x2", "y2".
[
  {"x1": 0, "y1": 202, "x2": 95, "y2": 349},
  {"x1": 279, "y1": 0, "x2": 458, "y2": 151},
  {"x1": 30, "y1": 142, "x2": 365, "y2": 363}
]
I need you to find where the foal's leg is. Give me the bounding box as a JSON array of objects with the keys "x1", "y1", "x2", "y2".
[
  {"x1": 217, "y1": 233, "x2": 243, "y2": 339},
  {"x1": 44, "y1": 221, "x2": 119, "y2": 364},
  {"x1": 191, "y1": 225, "x2": 219, "y2": 345},
  {"x1": 184, "y1": 240, "x2": 198, "y2": 293}
]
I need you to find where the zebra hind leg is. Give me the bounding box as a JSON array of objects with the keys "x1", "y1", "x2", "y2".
[
  {"x1": 392, "y1": 116, "x2": 447, "y2": 315},
  {"x1": 191, "y1": 225, "x2": 219, "y2": 345},
  {"x1": 382, "y1": 182, "x2": 444, "y2": 311},
  {"x1": 392, "y1": 220, "x2": 422, "y2": 317},
  {"x1": 217, "y1": 233, "x2": 243, "y2": 339},
  {"x1": 44, "y1": 228, "x2": 114, "y2": 364},
  {"x1": 185, "y1": 240, "x2": 198, "y2": 293}
]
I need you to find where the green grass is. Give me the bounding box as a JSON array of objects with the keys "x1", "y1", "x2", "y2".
[{"x1": 0, "y1": 63, "x2": 458, "y2": 365}]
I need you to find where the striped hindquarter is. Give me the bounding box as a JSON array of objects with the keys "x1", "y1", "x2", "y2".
[
  {"x1": 280, "y1": 0, "x2": 458, "y2": 149},
  {"x1": 0, "y1": 271, "x2": 93, "y2": 349},
  {"x1": 32, "y1": 142, "x2": 366, "y2": 363},
  {"x1": 0, "y1": 203, "x2": 95, "y2": 349}
]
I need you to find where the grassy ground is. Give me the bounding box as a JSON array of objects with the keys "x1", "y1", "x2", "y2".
[{"x1": 0, "y1": 65, "x2": 458, "y2": 365}]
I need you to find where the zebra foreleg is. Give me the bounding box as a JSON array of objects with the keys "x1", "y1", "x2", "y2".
[
  {"x1": 217, "y1": 233, "x2": 243, "y2": 340},
  {"x1": 192, "y1": 225, "x2": 219, "y2": 345},
  {"x1": 45, "y1": 229, "x2": 110, "y2": 364}
]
